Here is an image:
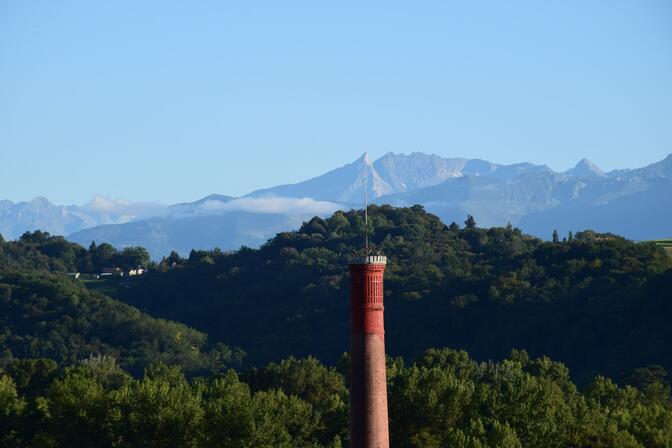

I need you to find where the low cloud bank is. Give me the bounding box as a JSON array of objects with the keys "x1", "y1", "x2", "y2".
[
  {"x1": 82, "y1": 195, "x2": 341, "y2": 219},
  {"x1": 200, "y1": 196, "x2": 341, "y2": 215},
  {"x1": 83, "y1": 195, "x2": 167, "y2": 218}
]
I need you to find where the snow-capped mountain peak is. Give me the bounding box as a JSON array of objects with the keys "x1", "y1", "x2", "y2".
[{"x1": 565, "y1": 158, "x2": 606, "y2": 178}]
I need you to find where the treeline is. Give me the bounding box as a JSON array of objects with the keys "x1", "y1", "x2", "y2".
[
  {"x1": 1, "y1": 349, "x2": 671, "y2": 447},
  {"x1": 113, "y1": 205, "x2": 671, "y2": 384},
  {"x1": 0, "y1": 231, "x2": 150, "y2": 273}
]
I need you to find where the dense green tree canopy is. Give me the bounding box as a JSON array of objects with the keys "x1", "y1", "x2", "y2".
[
  {"x1": 0, "y1": 269, "x2": 242, "y2": 376},
  {"x1": 0, "y1": 232, "x2": 149, "y2": 273},
  {"x1": 0, "y1": 350, "x2": 670, "y2": 447},
  {"x1": 1, "y1": 206, "x2": 670, "y2": 384},
  {"x1": 0, "y1": 205, "x2": 670, "y2": 446},
  {"x1": 102, "y1": 205, "x2": 671, "y2": 384}
]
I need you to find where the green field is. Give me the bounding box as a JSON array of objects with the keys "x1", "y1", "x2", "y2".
[
  {"x1": 651, "y1": 239, "x2": 672, "y2": 256},
  {"x1": 80, "y1": 276, "x2": 128, "y2": 297}
]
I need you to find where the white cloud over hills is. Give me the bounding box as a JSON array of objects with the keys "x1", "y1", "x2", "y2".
[{"x1": 199, "y1": 196, "x2": 341, "y2": 215}]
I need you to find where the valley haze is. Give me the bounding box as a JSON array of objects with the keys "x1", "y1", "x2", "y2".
[{"x1": 1, "y1": 151, "x2": 670, "y2": 259}]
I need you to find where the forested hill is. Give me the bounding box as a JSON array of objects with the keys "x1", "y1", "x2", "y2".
[
  {"x1": 0, "y1": 234, "x2": 242, "y2": 376},
  {"x1": 1, "y1": 225, "x2": 671, "y2": 447},
  {"x1": 100, "y1": 205, "x2": 672, "y2": 384}
]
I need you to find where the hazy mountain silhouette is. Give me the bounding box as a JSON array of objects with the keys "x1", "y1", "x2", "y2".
[
  {"x1": 2, "y1": 152, "x2": 670, "y2": 257},
  {"x1": 0, "y1": 195, "x2": 167, "y2": 240},
  {"x1": 68, "y1": 212, "x2": 311, "y2": 259}
]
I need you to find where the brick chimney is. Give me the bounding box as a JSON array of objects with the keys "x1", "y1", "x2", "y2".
[{"x1": 348, "y1": 254, "x2": 389, "y2": 448}]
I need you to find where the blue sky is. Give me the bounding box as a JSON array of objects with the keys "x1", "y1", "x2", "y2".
[{"x1": 1, "y1": 1, "x2": 671, "y2": 204}]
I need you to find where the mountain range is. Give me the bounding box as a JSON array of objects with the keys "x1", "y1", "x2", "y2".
[{"x1": 1, "y1": 152, "x2": 670, "y2": 258}]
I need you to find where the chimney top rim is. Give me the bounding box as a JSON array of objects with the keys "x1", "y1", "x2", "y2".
[{"x1": 348, "y1": 255, "x2": 387, "y2": 265}]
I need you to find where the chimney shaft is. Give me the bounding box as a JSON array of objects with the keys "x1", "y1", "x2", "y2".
[{"x1": 348, "y1": 256, "x2": 389, "y2": 448}]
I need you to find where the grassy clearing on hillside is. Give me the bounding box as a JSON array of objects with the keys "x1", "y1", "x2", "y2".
[
  {"x1": 650, "y1": 239, "x2": 672, "y2": 256},
  {"x1": 80, "y1": 277, "x2": 128, "y2": 296}
]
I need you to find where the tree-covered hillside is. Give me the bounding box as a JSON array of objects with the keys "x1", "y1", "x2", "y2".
[
  {"x1": 101, "y1": 205, "x2": 671, "y2": 384},
  {"x1": 0, "y1": 207, "x2": 671, "y2": 447},
  {"x1": 1, "y1": 205, "x2": 670, "y2": 383},
  {"x1": 0, "y1": 269, "x2": 242, "y2": 376}
]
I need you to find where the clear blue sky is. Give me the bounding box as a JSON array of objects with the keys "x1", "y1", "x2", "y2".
[{"x1": 1, "y1": 1, "x2": 671, "y2": 204}]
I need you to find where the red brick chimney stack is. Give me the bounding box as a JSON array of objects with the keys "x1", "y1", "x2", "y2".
[{"x1": 349, "y1": 254, "x2": 389, "y2": 448}]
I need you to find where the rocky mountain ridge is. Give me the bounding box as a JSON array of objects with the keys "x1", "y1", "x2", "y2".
[{"x1": 2, "y1": 152, "x2": 670, "y2": 258}]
